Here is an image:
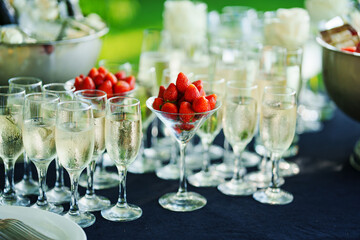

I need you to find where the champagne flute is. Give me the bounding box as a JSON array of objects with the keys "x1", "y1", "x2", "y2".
[
  {"x1": 55, "y1": 101, "x2": 95, "y2": 228},
  {"x1": 9, "y1": 77, "x2": 42, "y2": 196},
  {"x1": 22, "y1": 92, "x2": 63, "y2": 213},
  {"x1": 146, "y1": 96, "x2": 221, "y2": 212},
  {"x1": 253, "y1": 86, "x2": 297, "y2": 205},
  {"x1": 218, "y1": 81, "x2": 258, "y2": 196},
  {"x1": 75, "y1": 90, "x2": 111, "y2": 212},
  {"x1": 188, "y1": 76, "x2": 225, "y2": 187},
  {"x1": 43, "y1": 83, "x2": 75, "y2": 204},
  {"x1": 0, "y1": 86, "x2": 29, "y2": 206},
  {"x1": 101, "y1": 97, "x2": 142, "y2": 221}
]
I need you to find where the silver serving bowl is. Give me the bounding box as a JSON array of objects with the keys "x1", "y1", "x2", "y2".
[
  {"x1": 0, "y1": 28, "x2": 108, "y2": 85},
  {"x1": 317, "y1": 37, "x2": 360, "y2": 122}
]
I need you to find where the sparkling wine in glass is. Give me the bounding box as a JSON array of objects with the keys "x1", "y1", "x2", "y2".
[
  {"x1": 22, "y1": 92, "x2": 63, "y2": 213},
  {"x1": 253, "y1": 86, "x2": 297, "y2": 205},
  {"x1": 188, "y1": 76, "x2": 225, "y2": 187},
  {"x1": 101, "y1": 97, "x2": 142, "y2": 222},
  {"x1": 218, "y1": 81, "x2": 258, "y2": 196},
  {"x1": 55, "y1": 101, "x2": 95, "y2": 228},
  {"x1": 146, "y1": 96, "x2": 221, "y2": 212},
  {"x1": 75, "y1": 90, "x2": 111, "y2": 212},
  {"x1": 0, "y1": 86, "x2": 29, "y2": 206},
  {"x1": 9, "y1": 77, "x2": 42, "y2": 196},
  {"x1": 43, "y1": 83, "x2": 75, "y2": 204}
]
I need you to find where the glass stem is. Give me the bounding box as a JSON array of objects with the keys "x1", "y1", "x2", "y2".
[
  {"x1": 151, "y1": 118, "x2": 159, "y2": 147},
  {"x1": 3, "y1": 160, "x2": 16, "y2": 201},
  {"x1": 69, "y1": 171, "x2": 81, "y2": 215},
  {"x1": 223, "y1": 139, "x2": 232, "y2": 166},
  {"x1": 97, "y1": 152, "x2": 105, "y2": 173},
  {"x1": 232, "y1": 150, "x2": 244, "y2": 182},
  {"x1": 86, "y1": 159, "x2": 96, "y2": 197},
  {"x1": 116, "y1": 165, "x2": 128, "y2": 207},
  {"x1": 270, "y1": 152, "x2": 280, "y2": 189},
  {"x1": 54, "y1": 157, "x2": 64, "y2": 189},
  {"x1": 201, "y1": 140, "x2": 210, "y2": 173},
  {"x1": 259, "y1": 150, "x2": 268, "y2": 173},
  {"x1": 177, "y1": 142, "x2": 187, "y2": 195},
  {"x1": 140, "y1": 130, "x2": 147, "y2": 163},
  {"x1": 35, "y1": 162, "x2": 50, "y2": 206},
  {"x1": 23, "y1": 153, "x2": 32, "y2": 180}
]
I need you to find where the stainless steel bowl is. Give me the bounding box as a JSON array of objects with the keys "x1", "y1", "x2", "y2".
[
  {"x1": 317, "y1": 37, "x2": 360, "y2": 122},
  {"x1": 0, "y1": 28, "x2": 108, "y2": 85}
]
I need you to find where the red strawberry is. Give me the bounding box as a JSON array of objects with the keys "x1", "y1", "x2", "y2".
[
  {"x1": 163, "y1": 83, "x2": 178, "y2": 102},
  {"x1": 98, "y1": 66, "x2": 108, "y2": 75},
  {"x1": 123, "y1": 76, "x2": 135, "y2": 90},
  {"x1": 93, "y1": 73, "x2": 105, "y2": 87},
  {"x1": 115, "y1": 71, "x2": 126, "y2": 80},
  {"x1": 192, "y1": 80, "x2": 203, "y2": 91},
  {"x1": 158, "y1": 86, "x2": 166, "y2": 98},
  {"x1": 179, "y1": 101, "x2": 195, "y2": 123},
  {"x1": 192, "y1": 96, "x2": 210, "y2": 113},
  {"x1": 206, "y1": 94, "x2": 217, "y2": 110},
  {"x1": 114, "y1": 80, "x2": 130, "y2": 93},
  {"x1": 176, "y1": 72, "x2": 190, "y2": 93},
  {"x1": 105, "y1": 72, "x2": 117, "y2": 85},
  {"x1": 184, "y1": 84, "x2": 200, "y2": 103},
  {"x1": 98, "y1": 80, "x2": 113, "y2": 98},
  {"x1": 81, "y1": 76, "x2": 95, "y2": 90},
  {"x1": 79, "y1": 74, "x2": 85, "y2": 79},
  {"x1": 161, "y1": 102, "x2": 178, "y2": 115},
  {"x1": 179, "y1": 123, "x2": 194, "y2": 131},
  {"x1": 198, "y1": 85, "x2": 205, "y2": 97},
  {"x1": 153, "y1": 97, "x2": 164, "y2": 111},
  {"x1": 88, "y1": 68, "x2": 98, "y2": 79},
  {"x1": 74, "y1": 76, "x2": 83, "y2": 90}
]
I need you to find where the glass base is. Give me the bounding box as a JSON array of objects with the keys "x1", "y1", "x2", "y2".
[
  {"x1": 15, "y1": 179, "x2": 39, "y2": 196},
  {"x1": 193, "y1": 144, "x2": 224, "y2": 160},
  {"x1": 242, "y1": 151, "x2": 261, "y2": 167},
  {"x1": 46, "y1": 186, "x2": 71, "y2": 204},
  {"x1": 210, "y1": 163, "x2": 246, "y2": 179},
  {"x1": 1, "y1": 195, "x2": 30, "y2": 206},
  {"x1": 185, "y1": 154, "x2": 203, "y2": 170},
  {"x1": 253, "y1": 187, "x2": 293, "y2": 205},
  {"x1": 158, "y1": 192, "x2": 206, "y2": 212},
  {"x1": 144, "y1": 147, "x2": 170, "y2": 162},
  {"x1": 101, "y1": 204, "x2": 142, "y2": 222},
  {"x1": 188, "y1": 171, "x2": 224, "y2": 187},
  {"x1": 217, "y1": 179, "x2": 257, "y2": 196},
  {"x1": 156, "y1": 164, "x2": 180, "y2": 180},
  {"x1": 78, "y1": 194, "x2": 111, "y2": 212},
  {"x1": 79, "y1": 170, "x2": 119, "y2": 190},
  {"x1": 278, "y1": 160, "x2": 300, "y2": 177},
  {"x1": 64, "y1": 211, "x2": 96, "y2": 228},
  {"x1": 31, "y1": 202, "x2": 63, "y2": 214},
  {"x1": 128, "y1": 155, "x2": 159, "y2": 174},
  {"x1": 245, "y1": 171, "x2": 285, "y2": 188}
]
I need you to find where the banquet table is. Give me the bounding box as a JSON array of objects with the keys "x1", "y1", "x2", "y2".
[{"x1": 3, "y1": 108, "x2": 360, "y2": 240}]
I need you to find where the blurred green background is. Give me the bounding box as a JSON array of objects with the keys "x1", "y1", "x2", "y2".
[{"x1": 79, "y1": 0, "x2": 304, "y2": 64}]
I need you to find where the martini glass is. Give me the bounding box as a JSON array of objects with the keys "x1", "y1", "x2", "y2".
[
  {"x1": 43, "y1": 83, "x2": 74, "y2": 204},
  {"x1": 146, "y1": 97, "x2": 221, "y2": 212},
  {"x1": 9, "y1": 77, "x2": 42, "y2": 196}
]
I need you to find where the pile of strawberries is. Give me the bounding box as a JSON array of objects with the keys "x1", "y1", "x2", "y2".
[
  {"x1": 74, "y1": 66, "x2": 136, "y2": 97},
  {"x1": 152, "y1": 72, "x2": 217, "y2": 124}
]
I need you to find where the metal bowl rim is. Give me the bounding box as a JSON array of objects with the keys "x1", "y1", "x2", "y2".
[
  {"x1": 316, "y1": 36, "x2": 360, "y2": 57},
  {"x1": 0, "y1": 27, "x2": 109, "y2": 47}
]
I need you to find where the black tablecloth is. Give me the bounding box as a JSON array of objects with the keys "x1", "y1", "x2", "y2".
[{"x1": 3, "y1": 109, "x2": 360, "y2": 240}]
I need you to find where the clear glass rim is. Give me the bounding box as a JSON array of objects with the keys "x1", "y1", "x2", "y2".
[
  {"x1": 146, "y1": 96, "x2": 222, "y2": 116},
  {"x1": 8, "y1": 77, "x2": 42, "y2": 86},
  {"x1": 227, "y1": 80, "x2": 258, "y2": 91},
  {"x1": 25, "y1": 92, "x2": 60, "y2": 103},
  {"x1": 43, "y1": 83, "x2": 76, "y2": 93},
  {"x1": 58, "y1": 100, "x2": 92, "y2": 112},
  {"x1": 74, "y1": 89, "x2": 107, "y2": 100},
  {"x1": 107, "y1": 96, "x2": 140, "y2": 107},
  {"x1": 0, "y1": 86, "x2": 26, "y2": 96},
  {"x1": 263, "y1": 86, "x2": 296, "y2": 96}
]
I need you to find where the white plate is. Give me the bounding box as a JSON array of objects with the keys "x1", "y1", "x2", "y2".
[{"x1": 0, "y1": 206, "x2": 86, "y2": 240}]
